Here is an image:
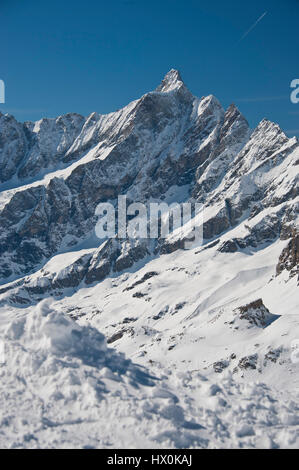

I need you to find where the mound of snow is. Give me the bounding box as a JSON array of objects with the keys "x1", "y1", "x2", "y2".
[
  {"x1": 0, "y1": 301, "x2": 206, "y2": 448},
  {"x1": 3, "y1": 300, "x2": 154, "y2": 391}
]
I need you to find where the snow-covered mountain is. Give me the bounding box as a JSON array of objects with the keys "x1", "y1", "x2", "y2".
[{"x1": 0, "y1": 70, "x2": 298, "y2": 448}]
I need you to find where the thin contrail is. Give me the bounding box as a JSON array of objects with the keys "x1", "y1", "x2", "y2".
[{"x1": 239, "y1": 11, "x2": 268, "y2": 41}]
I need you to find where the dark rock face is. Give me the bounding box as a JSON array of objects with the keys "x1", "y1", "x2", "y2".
[
  {"x1": 234, "y1": 299, "x2": 279, "y2": 328},
  {"x1": 237, "y1": 354, "x2": 258, "y2": 370},
  {"x1": 213, "y1": 360, "x2": 229, "y2": 373},
  {"x1": 276, "y1": 230, "x2": 299, "y2": 280},
  {"x1": 124, "y1": 271, "x2": 159, "y2": 292},
  {"x1": 264, "y1": 347, "x2": 282, "y2": 365},
  {"x1": 202, "y1": 211, "x2": 231, "y2": 241},
  {"x1": 218, "y1": 239, "x2": 238, "y2": 253},
  {"x1": 0, "y1": 113, "x2": 28, "y2": 183},
  {"x1": 107, "y1": 330, "x2": 126, "y2": 344}
]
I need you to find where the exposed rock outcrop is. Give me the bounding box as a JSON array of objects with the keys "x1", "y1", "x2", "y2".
[{"x1": 276, "y1": 230, "x2": 299, "y2": 280}]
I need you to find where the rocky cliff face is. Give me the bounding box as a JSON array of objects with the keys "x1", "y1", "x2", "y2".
[{"x1": 276, "y1": 230, "x2": 299, "y2": 280}]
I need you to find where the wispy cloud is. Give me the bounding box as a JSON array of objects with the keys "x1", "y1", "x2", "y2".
[
  {"x1": 239, "y1": 11, "x2": 268, "y2": 42},
  {"x1": 235, "y1": 95, "x2": 288, "y2": 103},
  {"x1": 286, "y1": 129, "x2": 299, "y2": 135}
]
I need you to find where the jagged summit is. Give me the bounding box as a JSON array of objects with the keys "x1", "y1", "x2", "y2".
[
  {"x1": 226, "y1": 103, "x2": 242, "y2": 115},
  {"x1": 251, "y1": 117, "x2": 290, "y2": 145},
  {"x1": 155, "y1": 68, "x2": 185, "y2": 93}
]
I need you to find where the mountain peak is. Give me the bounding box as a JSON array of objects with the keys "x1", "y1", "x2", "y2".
[
  {"x1": 155, "y1": 68, "x2": 185, "y2": 93},
  {"x1": 255, "y1": 118, "x2": 288, "y2": 140},
  {"x1": 226, "y1": 103, "x2": 240, "y2": 114}
]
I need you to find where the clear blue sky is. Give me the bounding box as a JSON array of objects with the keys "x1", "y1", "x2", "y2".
[{"x1": 0, "y1": 0, "x2": 298, "y2": 136}]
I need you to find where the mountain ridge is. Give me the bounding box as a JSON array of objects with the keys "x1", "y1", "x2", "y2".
[{"x1": 0, "y1": 70, "x2": 298, "y2": 288}]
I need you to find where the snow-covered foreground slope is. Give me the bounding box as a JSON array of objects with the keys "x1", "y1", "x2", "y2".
[
  {"x1": 0, "y1": 235, "x2": 298, "y2": 448},
  {"x1": 0, "y1": 300, "x2": 298, "y2": 449},
  {"x1": 0, "y1": 69, "x2": 298, "y2": 448}
]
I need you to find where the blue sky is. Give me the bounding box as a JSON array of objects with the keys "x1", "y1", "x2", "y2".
[{"x1": 0, "y1": 0, "x2": 298, "y2": 135}]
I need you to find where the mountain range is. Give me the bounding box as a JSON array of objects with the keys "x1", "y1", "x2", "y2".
[{"x1": 0, "y1": 69, "x2": 298, "y2": 448}]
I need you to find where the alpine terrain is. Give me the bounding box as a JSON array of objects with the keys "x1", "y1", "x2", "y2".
[{"x1": 0, "y1": 70, "x2": 298, "y2": 448}]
